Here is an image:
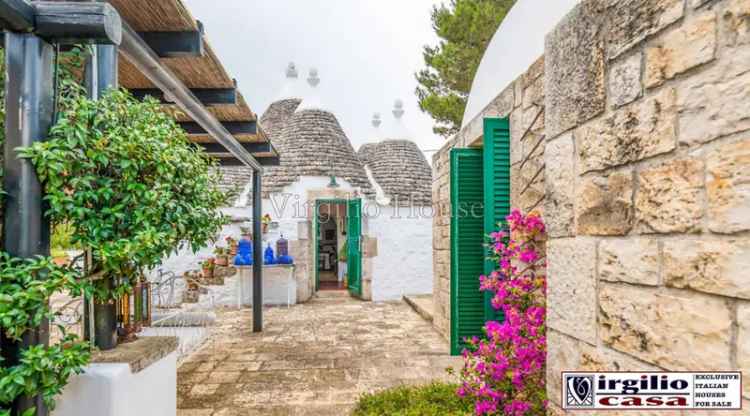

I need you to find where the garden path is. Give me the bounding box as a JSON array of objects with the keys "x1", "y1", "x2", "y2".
[{"x1": 176, "y1": 294, "x2": 462, "y2": 415}]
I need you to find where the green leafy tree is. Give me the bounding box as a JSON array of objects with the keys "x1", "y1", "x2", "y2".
[
  {"x1": 416, "y1": 0, "x2": 516, "y2": 138},
  {"x1": 20, "y1": 89, "x2": 229, "y2": 299}
]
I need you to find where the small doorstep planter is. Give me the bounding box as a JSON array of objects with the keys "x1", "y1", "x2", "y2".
[{"x1": 52, "y1": 336, "x2": 179, "y2": 416}]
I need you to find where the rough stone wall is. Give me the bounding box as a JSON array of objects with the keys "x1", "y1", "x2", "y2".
[
  {"x1": 431, "y1": 56, "x2": 546, "y2": 339},
  {"x1": 430, "y1": 0, "x2": 750, "y2": 409},
  {"x1": 544, "y1": 0, "x2": 750, "y2": 411}
]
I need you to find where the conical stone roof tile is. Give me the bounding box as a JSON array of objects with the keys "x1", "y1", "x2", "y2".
[
  {"x1": 261, "y1": 108, "x2": 374, "y2": 198},
  {"x1": 357, "y1": 139, "x2": 432, "y2": 206}
]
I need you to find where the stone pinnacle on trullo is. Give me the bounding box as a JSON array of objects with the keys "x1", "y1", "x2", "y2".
[{"x1": 372, "y1": 112, "x2": 382, "y2": 128}]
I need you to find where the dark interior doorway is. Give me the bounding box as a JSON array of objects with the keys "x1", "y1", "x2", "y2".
[{"x1": 316, "y1": 201, "x2": 347, "y2": 291}]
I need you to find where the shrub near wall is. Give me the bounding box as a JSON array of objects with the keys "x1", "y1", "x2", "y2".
[
  {"x1": 458, "y1": 210, "x2": 547, "y2": 415},
  {"x1": 0, "y1": 46, "x2": 228, "y2": 413}
]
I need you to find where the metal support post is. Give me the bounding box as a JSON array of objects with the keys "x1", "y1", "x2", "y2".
[
  {"x1": 2, "y1": 31, "x2": 55, "y2": 416},
  {"x1": 252, "y1": 171, "x2": 262, "y2": 332}
]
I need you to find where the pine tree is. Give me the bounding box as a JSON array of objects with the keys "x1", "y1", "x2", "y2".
[{"x1": 416, "y1": 0, "x2": 516, "y2": 138}]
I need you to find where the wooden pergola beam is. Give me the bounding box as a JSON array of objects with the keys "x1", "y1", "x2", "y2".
[
  {"x1": 179, "y1": 121, "x2": 257, "y2": 136},
  {"x1": 197, "y1": 142, "x2": 271, "y2": 154},
  {"x1": 137, "y1": 20, "x2": 204, "y2": 57},
  {"x1": 119, "y1": 21, "x2": 262, "y2": 170},
  {"x1": 32, "y1": 1, "x2": 122, "y2": 45},
  {"x1": 0, "y1": 0, "x2": 33, "y2": 31},
  {"x1": 131, "y1": 87, "x2": 237, "y2": 105},
  {"x1": 0, "y1": 1, "x2": 122, "y2": 45}
]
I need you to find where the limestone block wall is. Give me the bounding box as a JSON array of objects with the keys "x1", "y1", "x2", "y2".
[
  {"x1": 543, "y1": 0, "x2": 750, "y2": 411},
  {"x1": 431, "y1": 0, "x2": 750, "y2": 410},
  {"x1": 431, "y1": 56, "x2": 547, "y2": 339}
]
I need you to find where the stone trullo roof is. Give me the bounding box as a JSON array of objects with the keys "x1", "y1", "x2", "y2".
[
  {"x1": 357, "y1": 139, "x2": 432, "y2": 206},
  {"x1": 262, "y1": 108, "x2": 374, "y2": 198},
  {"x1": 357, "y1": 142, "x2": 378, "y2": 166},
  {"x1": 220, "y1": 67, "x2": 374, "y2": 203},
  {"x1": 216, "y1": 98, "x2": 301, "y2": 205},
  {"x1": 216, "y1": 166, "x2": 252, "y2": 202},
  {"x1": 260, "y1": 98, "x2": 302, "y2": 144}
]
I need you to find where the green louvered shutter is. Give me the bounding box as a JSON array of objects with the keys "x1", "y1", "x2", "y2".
[
  {"x1": 483, "y1": 117, "x2": 511, "y2": 321},
  {"x1": 450, "y1": 148, "x2": 485, "y2": 355},
  {"x1": 347, "y1": 198, "x2": 362, "y2": 297}
]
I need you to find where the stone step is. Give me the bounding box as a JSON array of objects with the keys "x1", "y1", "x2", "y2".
[
  {"x1": 314, "y1": 290, "x2": 350, "y2": 299},
  {"x1": 403, "y1": 294, "x2": 434, "y2": 323}
]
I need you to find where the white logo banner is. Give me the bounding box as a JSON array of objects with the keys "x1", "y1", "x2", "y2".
[{"x1": 562, "y1": 372, "x2": 742, "y2": 411}]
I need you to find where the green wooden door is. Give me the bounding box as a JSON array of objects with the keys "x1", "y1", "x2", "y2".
[
  {"x1": 483, "y1": 117, "x2": 511, "y2": 321},
  {"x1": 347, "y1": 198, "x2": 362, "y2": 297},
  {"x1": 450, "y1": 148, "x2": 485, "y2": 355}
]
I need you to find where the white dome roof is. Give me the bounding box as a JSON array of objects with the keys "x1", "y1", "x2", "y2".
[{"x1": 462, "y1": 0, "x2": 580, "y2": 126}]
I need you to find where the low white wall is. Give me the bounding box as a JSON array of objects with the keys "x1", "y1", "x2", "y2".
[
  {"x1": 367, "y1": 205, "x2": 434, "y2": 302},
  {"x1": 53, "y1": 352, "x2": 177, "y2": 416},
  {"x1": 235, "y1": 265, "x2": 297, "y2": 306}
]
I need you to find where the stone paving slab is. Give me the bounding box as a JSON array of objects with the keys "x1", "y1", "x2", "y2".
[{"x1": 177, "y1": 296, "x2": 462, "y2": 415}]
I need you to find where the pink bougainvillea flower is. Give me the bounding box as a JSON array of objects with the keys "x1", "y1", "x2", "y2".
[{"x1": 458, "y1": 210, "x2": 547, "y2": 416}]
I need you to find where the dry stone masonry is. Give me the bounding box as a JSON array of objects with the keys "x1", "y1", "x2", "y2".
[
  {"x1": 431, "y1": 0, "x2": 750, "y2": 411},
  {"x1": 357, "y1": 140, "x2": 432, "y2": 206}
]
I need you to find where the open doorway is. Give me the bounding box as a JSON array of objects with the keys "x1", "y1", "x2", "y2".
[
  {"x1": 316, "y1": 201, "x2": 347, "y2": 291},
  {"x1": 314, "y1": 199, "x2": 362, "y2": 296}
]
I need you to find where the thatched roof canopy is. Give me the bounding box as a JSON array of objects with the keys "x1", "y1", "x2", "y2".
[{"x1": 107, "y1": 0, "x2": 275, "y2": 161}]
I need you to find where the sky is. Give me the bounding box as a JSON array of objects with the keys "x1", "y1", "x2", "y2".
[{"x1": 184, "y1": 0, "x2": 445, "y2": 156}]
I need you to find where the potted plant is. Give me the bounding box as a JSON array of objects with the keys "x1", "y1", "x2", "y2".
[
  {"x1": 214, "y1": 247, "x2": 228, "y2": 266},
  {"x1": 262, "y1": 214, "x2": 272, "y2": 234},
  {"x1": 202, "y1": 259, "x2": 215, "y2": 279},
  {"x1": 226, "y1": 236, "x2": 238, "y2": 256}
]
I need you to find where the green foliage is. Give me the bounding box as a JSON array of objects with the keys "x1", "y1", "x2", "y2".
[
  {"x1": 416, "y1": 0, "x2": 515, "y2": 138},
  {"x1": 0, "y1": 41, "x2": 227, "y2": 414},
  {"x1": 51, "y1": 223, "x2": 79, "y2": 252},
  {"x1": 0, "y1": 336, "x2": 90, "y2": 414},
  {"x1": 20, "y1": 89, "x2": 229, "y2": 299},
  {"x1": 0, "y1": 254, "x2": 87, "y2": 341},
  {"x1": 353, "y1": 383, "x2": 473, "y2": 416},
  {"x1": 0, "y1": 254, "x2": 90, "y2": 414}
]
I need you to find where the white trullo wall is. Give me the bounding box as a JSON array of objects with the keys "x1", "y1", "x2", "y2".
[
  {"x1": 153, "y1": 175, "x2": 434, "y2": 304},
  {"x1": 366, "y1": 205, "x2": 433, "y2": 302}
]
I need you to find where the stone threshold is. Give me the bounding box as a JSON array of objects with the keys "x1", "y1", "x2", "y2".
[
  {"x1": 404, "y1": 294, "x2": 434, "y2": 323},
  {"x1": 91, "y1": 336, "x2": 178, "y2": 373}
]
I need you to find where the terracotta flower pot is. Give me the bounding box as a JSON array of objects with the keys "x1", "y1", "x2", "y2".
[{"x1": 202, "y1": 267, "x2": 213, "y2": 279}]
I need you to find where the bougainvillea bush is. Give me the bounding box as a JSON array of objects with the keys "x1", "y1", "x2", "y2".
[{"x1": 457, "y1": 210, "x2": 547, "y2": 415}]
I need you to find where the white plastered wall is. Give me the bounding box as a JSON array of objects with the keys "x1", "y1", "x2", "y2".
[
  {"x1": 152, "y1": 175, "x2": 434, "y2": 304},
  {"x1": 366, "y1": 204, "x2": 434, "y2": 302},
  {"x1": 53, "y1": 352, "x2": 177, "y2": 416}
]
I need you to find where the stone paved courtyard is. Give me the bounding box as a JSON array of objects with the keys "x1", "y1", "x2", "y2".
[{"x1": 176, "y1": 294, "x2": 462, "y2": 415}]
